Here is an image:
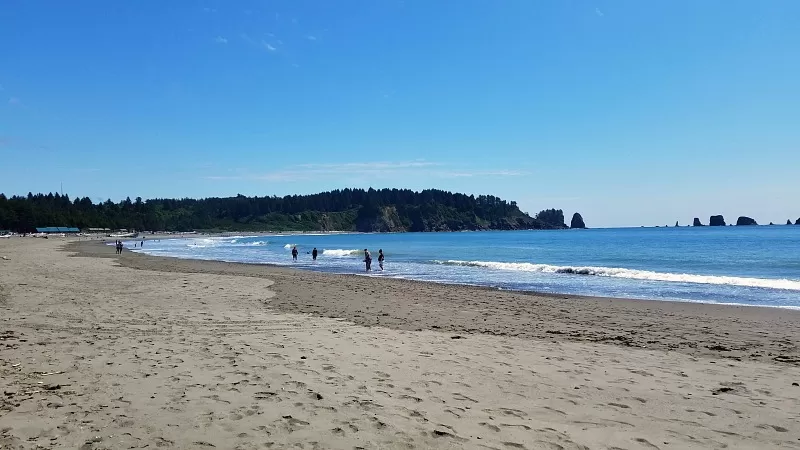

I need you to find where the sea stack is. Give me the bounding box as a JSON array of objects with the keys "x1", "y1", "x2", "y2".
[
  {"x1": 693, "y1": 218, "x2": 704, "y2": 226},
  {"x1": 570, "y1": 213, "x2": 586, "y2": 229},
  {"x1": 796, "y1": 218, "x2": 800, "y2": 225},
  {"x1": 709, "y1": 215, "x2": 726, "y2": 226},
  {"x1": 736, "y1": 216, "x2": 758, "y2": 226}
]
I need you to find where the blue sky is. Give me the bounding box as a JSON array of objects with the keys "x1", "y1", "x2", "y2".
[{"x1": 1, "y1": 0, "x2": 798, "y2": 227}]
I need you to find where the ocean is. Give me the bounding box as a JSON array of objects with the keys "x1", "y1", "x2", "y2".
[{"x1": 126, "y1": 226, "x2": 800, "y2": 309}]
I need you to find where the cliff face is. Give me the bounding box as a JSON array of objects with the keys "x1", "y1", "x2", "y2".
[
  {"x1": 570, "y1": 213, "x2": 586, "y2": 229},
  {"x1": 693, "y1": 218, "x2": 704, "y2": 226},
  {"x1": 355, "y1": 206, "x2": 406, "y2": 232},
  {"x1": 736, "y1": 216, "x2": 758, "y2": 226},
  {"x1": 709, "y1": 215, "x2": 726, "y2": 226}
]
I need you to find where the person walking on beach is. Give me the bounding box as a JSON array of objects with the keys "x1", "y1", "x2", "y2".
[
  {"x1": 291, "y1": 246, "x2": 298, "y2": 261},
  {"x1": 364, "y1": 248, "x2": 372, "y2": 272},
  {"x1": 378, "y1": 249, "x2": 385, "y2": 271},
  {"x1": 312, "y1": 247, "x2": 318, "y2": 261}
]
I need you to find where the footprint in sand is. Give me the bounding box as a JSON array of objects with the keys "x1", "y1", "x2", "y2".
[
  {"x1": 479, "y1": 422, "x2": 501, "y2": 432},
  {"x1": 452, "y1": 393, "x2": 478, "y2": 403}
]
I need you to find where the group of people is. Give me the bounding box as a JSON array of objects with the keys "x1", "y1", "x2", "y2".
[
  {"x1": 290, "y1": 246, "x2": 385, "y2": 272},
  {"x1": 363, "y1": 248, "x2": 384, "y2": 272},
  {"x1": 114, "y1": 239, "x2": 146, "y2": 254}
]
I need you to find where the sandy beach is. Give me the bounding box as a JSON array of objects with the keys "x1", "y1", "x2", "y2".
[{"x1": 1, "y1": 237, "x2": 799, "y2": 449}]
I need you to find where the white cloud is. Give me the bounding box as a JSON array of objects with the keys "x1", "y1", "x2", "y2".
[
  {"x1": 262, "y1": 41, "x2": 277, "y2": 52},
  {"x1": 214, "y1": 36, "x2": 228, "y2": 44},
  {"x1": 306, "y1": 35, "x2": 317, "y2": 41},
  {"x1": 595, "y1": 8, "x2": 604, "y2": 17},
  {"x1": 204, "y1": 161, "x2": 526, "y2": 183}
]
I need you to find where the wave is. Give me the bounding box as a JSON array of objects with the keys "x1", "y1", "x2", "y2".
[
  {"x1": 433, "y1": 260, "x2": 800, "y2": 291},
  {"x1": 284, "y1": 244, "x2": 296, "y2": 249},
  {"x1": 322, "y1": 249, "x2": 361, "y2": 257}
]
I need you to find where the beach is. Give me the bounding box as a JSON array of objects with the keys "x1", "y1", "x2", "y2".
[{"x1": 1, "y1": 237, "x2": 799, "y2": 449}]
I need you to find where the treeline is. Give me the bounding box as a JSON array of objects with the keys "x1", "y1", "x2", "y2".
[{"x1": 0, "y1": 189, "x2": 578, "y2": 233}]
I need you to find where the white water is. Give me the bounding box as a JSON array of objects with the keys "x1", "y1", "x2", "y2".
[{"x1": 435, "y1": 260, "x2": 800, "y2": 291}]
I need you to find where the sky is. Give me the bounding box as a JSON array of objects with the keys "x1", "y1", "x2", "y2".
[{"x1": 1, "y1": 0, "x2": 798, "y2": 228}]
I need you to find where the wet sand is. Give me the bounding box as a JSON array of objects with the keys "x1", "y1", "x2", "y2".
[{"x1": 1, "y1": 237, "x2": 799, "y2": 449}]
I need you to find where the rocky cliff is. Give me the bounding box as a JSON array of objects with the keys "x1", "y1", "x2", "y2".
[{"x1": 693, "y1": 218, "x2": 704, "y2": 226}]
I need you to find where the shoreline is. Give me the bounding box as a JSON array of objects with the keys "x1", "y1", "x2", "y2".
[
  {"x1": 2, "y1": 237, "x2": 799, "y2": 449},
  {"x1": 100, "y1": 234, "x2": 800, "y2": 311},
  {"x1": 70, "y1": 239, "x2": 800, "y2": 365}
]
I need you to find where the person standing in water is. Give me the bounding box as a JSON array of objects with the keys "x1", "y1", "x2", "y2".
[
  {"x1": 312, "y1": 248, "x2": 318, "y2": 261},
  {"x1": 364, "y1": 248, "x2": 372, "y2": 272},
  {"x1": 291, "y1": 246, "x2": 299, "y2": 261},
  {"x1": 378, "y1": 249, "x2": 385, "y2": 271}
]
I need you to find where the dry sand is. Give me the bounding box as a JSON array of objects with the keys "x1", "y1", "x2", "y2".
[{"x1": 1, "y1": 237, "x2": 799, "y2": 449}]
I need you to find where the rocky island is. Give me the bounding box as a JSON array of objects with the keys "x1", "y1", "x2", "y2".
[
  {"x1": 736, "y1": 216, "x2": 758, "y2": 226},
  {"x1": 709, "y1": 215, "x2": 726, "y2": 226}
]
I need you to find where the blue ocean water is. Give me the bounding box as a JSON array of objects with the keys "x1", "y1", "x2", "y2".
[{"x1": 127, "y1": 226, "x2": 800, "y2": 308}]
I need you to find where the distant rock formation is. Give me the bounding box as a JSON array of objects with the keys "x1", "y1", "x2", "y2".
[
  {"x1": 796, "y1": 218, "x2": 800, "y2": 225},
  {"x1": 675, "y1": 221, "x2": 679, "y2": 227},
  {"x1": 788, "y1": 220, "x2": 793, "y2": 225},
  {"x1": 709, "y1": 215, "x2": 726, "y2": 226},
  {"x1": 769, "y1": 222, "x2": 774, "y2": 225},
  {"x1": 736, "y1": 216, "x2": 758, "y2": 226},
  {"x1": 693, "y1": 218, "x2": 704, "y2": 226},
  {"x1": 570, "y1": 212, "x2": 586, "y2": 229}
]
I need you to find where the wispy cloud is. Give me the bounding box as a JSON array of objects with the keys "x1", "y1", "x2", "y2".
[
  {"x1": 262, "y1": 41, "x2": 277, "y2": 52},
  {"x1": 214, "y1": 36, "x2": 228, "y2": 44},
  {"x1": 595, "y1": 8, "x2": 604, "y2": 17},
  {"x1": 203, "y1": 7, "x2": 217, "y2": 13},
  {"x1": 434, "y1": 170, "x2": 526, "y2": 178},
  {"x1": 306, "y1": 35, "x2": 317, "y2": 41},
  {"x1": 240, "y1": 33, "x2": 256, "y2": 45},
  {"x1": 204, "y1": 161, "x2": 526, "y2": 183}
]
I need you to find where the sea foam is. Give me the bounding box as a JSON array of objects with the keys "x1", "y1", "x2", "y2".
[
  {"x1": 434, "y1": 260, "x2": 800, "y2": 291},
  {"x1": 322, "y1": 249, "x2": 361, "y2": 257}
]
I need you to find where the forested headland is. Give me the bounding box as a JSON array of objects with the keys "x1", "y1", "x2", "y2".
[{"x1": 0, "y1": 189, "x2": 584, "y2": 233}]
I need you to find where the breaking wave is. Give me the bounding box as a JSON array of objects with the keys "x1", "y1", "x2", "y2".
[
  {"x1": 433, "y1": 260, "x2": 800, "y2": 291},
  {"x1": 322, "y1": 249, "x2": 361, "y2": 257}
]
